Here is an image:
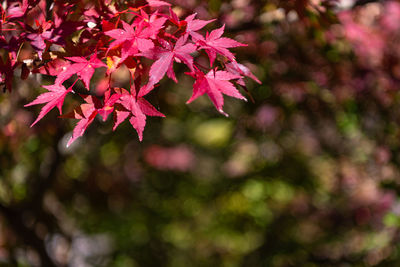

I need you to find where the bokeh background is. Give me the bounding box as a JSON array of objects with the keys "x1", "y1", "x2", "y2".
[{"x1": 2, "y1": 0, "x2": 400, "y2": 266}]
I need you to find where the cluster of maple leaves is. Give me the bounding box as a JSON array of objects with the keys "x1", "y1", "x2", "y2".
[{"x1": 0, "y1": 0, "x2": 260, "y2": 146}]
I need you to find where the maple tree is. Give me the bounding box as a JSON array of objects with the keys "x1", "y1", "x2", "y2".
[{"x1": 0, "y1": 0, "x2": 259, "y2": 146}]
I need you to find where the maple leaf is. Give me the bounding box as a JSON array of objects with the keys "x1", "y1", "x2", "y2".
[
  {"x1": 24, "y1": 83, "x2": 73, "y2": 126},
  {"x1": 196, "y1": 25, "x2": 246, "y2": 66},
  {"x1": 146, "y1": 0, "x2": 171, "y2": 7},
  {"x1": 113, "y1": 88, "x2": 164, "y2": 141},
  {"x1": 25, "y1": 20, "x2": 53, "y2": 58},
  {"x1": 184, "y1": 13, "x2": 215, "y2": 41},
  {"x1": 97, "y1": 89, "x2": 122, "y2": 121},
  {"x1": 66, "y1": 95, "x2": 102, "y2": 147},
  {"x1": 186, "y1": 69, "x2": 246, "y2": 116},
  {"x1": 55, "y1": 53, "x2": 106, "y2": 89},
  {"x1": 135, "y1": 10, "x2": 167, "y2": 39},
  {"x1": 166, "y1": 9, "x2": 214, "y2": 42},
  {"x1": 6, "y1": 0, "x2": 28, "y2": 19},
  {"x1": 105, "y1": 20, "x2": 154, "y2": 62},
  {"x1": 33, "y1": 58, "x2": 71, "y2": 76},
  {"x1": 145, "y1": 37, "x2": 197, "y2": 88},
  {"x1": 225, "y1": 61, "x2": 261, "y2": 85},
  {"x1": 66, "y1": 91, "x2": 124, "y2": 147}
]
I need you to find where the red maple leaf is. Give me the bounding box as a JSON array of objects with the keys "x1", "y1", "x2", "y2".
[
  {"x1": 135, "y1": 9, "x2": 167, "y2": 40},
  {"x1": 184, "y1": 13, "x2": 215, "y2": 41},
  {"x1": 97, "y1": 89, "x2": 122, "y2": 121},
  {"x1": 67, "y1": 95, "x2": 102, "y2": 147},
  {"x1": 105, "y1": 20, "x2": 154, "y2": 62},
  {"x1": 33, "y1": 58, "x2": 71, "y2": 76},
  {"x1": 168, "y1": 9, "x2": 214, "y2": 41},
  {"x1": 24, "y1": 83, "x2": 73, "y2": 126},
  {"x1": 225, "y1": 61, "x2": 261, "y2": 85},
  {"x1": 144, "y1": 36, "x2": 196, "y2": 88},
  {"x1": 55, "y1": 54, "x2": 106, "y2": 89},
  {"x1": 25, "y1": 20, "x2": 53, "y2": 59},
  {"x1": 6, "y1": 0, "x2": 28, "y2": 19},
  {"x1": 186, "y1": 69, "x2": 246, "y2": 116},
  {"x1": 113, "y1": 88, "x2": 164, "y2": 141},
  {"x1": 146, "y1": 0, "x2": 171, "y2": 7},
  {"x1": 196, "y1": 25, "x2": 246, "y2": 66}
]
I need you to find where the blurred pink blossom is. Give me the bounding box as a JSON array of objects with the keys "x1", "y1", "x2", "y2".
[
  {"x1": 338, "y1": 11, "x2": 384, "y2": 67},
  {"x1": 144, "y1": 145, "x2": 195, "y2": 171},
  {"x1": 254, "y1": 105, "x2": 280, "y2": 131},
  {"x1": 381, "y1": 1, "x2": 400, "y2": 32}
]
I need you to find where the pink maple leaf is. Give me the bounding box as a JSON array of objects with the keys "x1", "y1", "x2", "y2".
[
  {"x1": 197, "y1": 25, "x2": 246, "y2": 66},
  {"x1": 146, "y1": 0, "x2": 171, "y2": 7},
  {"x1": 24, "y1": 83, "x2": 73, "y2": 126},
  {"x1": 25, "y1": 21, "x2": 54, "y2": 59},
  {"x1": 167, "y1": 9, "x2": 214, "y2": 41},
  {"x1": 97, "y1": 89, "x2": 122, "y2": 121},
  {"x1": 225, "y1": 61, "x2": 261, "y2": 85},
  {"x1": 145, "y1": 37, "x2": 197, "y2": 88},
  {"x1": 55, "y1": 54, "x2": 106, "y2": 89},
  {"x1": 6, "y1": 0, "x2": 28, "y2": 19},
  {"x1": 135, "y1": 10, "x2": 167, "y2": 39},
  {"x1": 105, "y1": 20, "x2": 154, "y2": 62},
  {"x1": 187, "y1": 69, "x2": 246, "y2": 116},
  {"x1": 113, "y1": 88, "x2": 164, "y2": 141},
  {"x1": 184, "y1": 13, "x2": 215, "y2": 41},
  {"x1": 33, "y1": 58, "x2": 71, "y2": 76},
  {"x1": 67, "y1": 95, "x2": 102, "y2": 147}
]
